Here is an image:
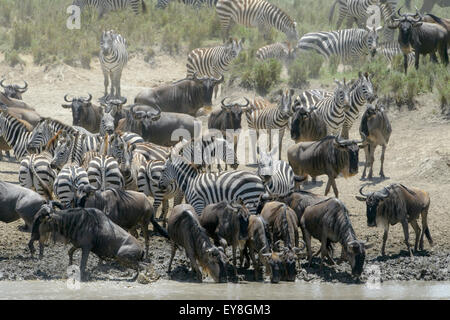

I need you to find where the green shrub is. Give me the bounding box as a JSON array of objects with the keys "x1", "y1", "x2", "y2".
[
  {"x1": 288, "y1": 58, "x2": 309, "y2": 89},
  {"x1": 4, "y1": 50, "x2": 24, "y2": 67},
  {"x1": 253, "y1": 59, "x2": 282, "y2": 96}
]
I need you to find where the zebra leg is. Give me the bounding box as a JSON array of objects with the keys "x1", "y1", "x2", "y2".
[
  {"x1": 110, "y1": 73, "x2": 116, "y2": 98},
  {"x1": 278, "y1": 129, "x2": 285, "y2": 161},
  {"x1": 115, "y1": 70, "x2": 123, "y2": 99},
  {"x1": 379, "y1": 144, "x2": 386, "y2": 179},
  {"x1": 102, "y1": 70, "x2": 109, "y2": 99}
]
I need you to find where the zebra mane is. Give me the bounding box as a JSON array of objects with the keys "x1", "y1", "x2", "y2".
[{"x1": 45, "y1": 129, "x2": 63, "y2": 151}]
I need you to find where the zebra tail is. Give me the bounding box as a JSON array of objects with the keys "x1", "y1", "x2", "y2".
[
  {"x1": 328, "y1": 0, "x2": 338, "y2": 25},
  {"x1": 30, "y1": 160, "x2": 53, "y2": 201},
  {"x1": 141, "y1": 0, "x2": 147, "y2": 13}
]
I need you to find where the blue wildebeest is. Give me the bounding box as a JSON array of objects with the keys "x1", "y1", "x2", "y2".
[
  {"x1": 356, "y1": 183, "x2": 433, "y2": 257},
  {"x1": 0, "y1": 80, "x2": 28, "y2": 100},
  {"x1": 61, "y1": 94, "x2": 103, "y2": 133}
]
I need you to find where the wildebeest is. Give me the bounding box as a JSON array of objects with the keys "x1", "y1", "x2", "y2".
[
  {"x1": 417, "y1": 0, "x2": 450, "y2": 13},
  {"x1": 287, "y1": 136, "x2": 365, "y2": 198},
  {"x1": 207, "y1": 97, "x2": 250, "y2": 154},
  {"x1": 277, "y1": 191, "x2": 328, "y2": 223},
  {"x1": 356, "y1": 184, "x2": 433, "y2": 257},
  {"x1": 167, "y1": 204, "x2": 229, "y2": 283},
  {"x1": 199, "y1": 199, "x2": 250, "y2": 273},
  {"x1": 241, "y1": 215, "x2": 284, "y2": 283},
  {"x1": 61, "y1": 94, "x2": 103, "y2": 133},
  {"x1": 0, "y1": 181, "x2": 46, "y2": 231},
  {"x1": 260, "y1": 201, "x2": 304, "y2": 281},
  {"x1": 30, "y1": 203, "x2": 144, "y2": 281},
  {"x1": 0, "y1": 80, "x2": 28, "y2": 100},
  {"x1": 0, "y1": 90, "x2": 35, "y2": 111},
  {"x1": 300, "y1": 198, "x2": 366, "y2": 277},
  {"x1": 290, "y1": 104, "x2": 328, "y2": 143},
  {"x1": 388, "y1": 7, "x2": 449, "y2": 74},
  {"x1": 117, "y1": 104, "x2": 199, "y2": 147},
  {"x1": 359, "y1": 103, "x2": 392, "y2": 180},
  {"x1": 134, "y1": 74, "x2": 224, "y2": 117},
  {"x1": 0, "y1": 104, "x2": 41, "y2": 127},
  {"x1": 75, "y1": 185, "x2": 168, "y2": 258}
]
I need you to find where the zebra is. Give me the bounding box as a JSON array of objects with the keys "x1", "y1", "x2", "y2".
[
  {"x1": 72, "y1": 0, "x2": 147, "y2": 18},
  {"x1": 297, "y1": 27, "x2": 382, "y2": 65},
  {"x1": 156, "y1": 0, "x2": 218, "y2": 9},
  {"x1": 293, "y1": 89, "x2": 333, "y2": 112},
  {"x1": 0, "y1": 111, "x2": 34, "y2": 160},
  {"x1": 158, "y1": 153, "x2": 265, "y2": 215},
  {"x1": 255, "y1": 41, "x2": 297, "y2": 64},
  {"x1": 87, "y1": 152, "x2": 124, "y2": 191},
  {"x1": 340, "y1": 72, "x2": 376, "y2": 139},
  {"x1": 377, "y1": 41, "x2": 415, "y2": 68},
  {"x1": 113, "y1": 137, "x2": 147, "y2": 190},
  {"x1": 99, "y1": 30, "x2": 128, "y2": 100},
  {"x1": 107, "y1": 131, "x2": 144, "y2": 159},
  {"x1": 186, "y1": 38, "x2": 244, "y2": 98},
  {"x1": 216, "y1": 0, "x2": 298, "y2": 42},
  {"x1": 256, "y1": 148, "x2": 295, "y2": 197},
  {"x1": 310, "y1": 79, "x2": 351, "y2": 136},
  {"x1": 51, "y1": 132, "x2": 90, "y2": 208},
  {"x1": 19, "y1": 131, "x2": 61, "y2": 197},
  {"x1": 137, "y1": 159, "x2": 184, "y2": 225},
  {"x1": 245, "y1": 88, "x2": 294, "y2": 160}
]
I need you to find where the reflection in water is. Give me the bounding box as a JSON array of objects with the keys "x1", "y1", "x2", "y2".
[{"x1": 1, "y1": 280, "x2": 450, "y2": 300}]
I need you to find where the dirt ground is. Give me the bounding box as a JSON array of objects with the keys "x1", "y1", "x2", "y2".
[{"x1": 0, "y1": 50, "x2": 450, "y2": 284}]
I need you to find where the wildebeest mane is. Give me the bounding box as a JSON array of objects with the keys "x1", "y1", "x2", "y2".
[{"x1": 50, "y1": 208, "x2": 100, "y2": 241}]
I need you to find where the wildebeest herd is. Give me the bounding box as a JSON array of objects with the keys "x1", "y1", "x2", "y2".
[{"x1": 0, "y1": 0, "x2": 444, "y2": 283}]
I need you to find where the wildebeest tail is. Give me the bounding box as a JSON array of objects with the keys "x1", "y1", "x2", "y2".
[{"x1": 150, "y1": 216, "x2": 169, "y2": 238}]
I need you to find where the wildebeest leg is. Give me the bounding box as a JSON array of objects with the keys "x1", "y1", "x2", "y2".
[
  {"x1": 187, "y1": 251, "x2": 203, "y2": 282},
  {"x1": 80, "y1": 247, "x2": 91, "y2": 281},
  {"x1": 381, "y1": 226, "x2": 389, "y2": 256},
  {"x1": 379, "y1": 144, "x2": 386, "y2": 179},
  {"x1": 401, "y1": 220, "x2": 413, "y2": 257},
  {"x1": 420, "y1": 207, "x2": 433, "y2": 250},
  {"x1": 361, "y1": 145, "x2": 369, "y2": 179},
  {"x1": 368, "y1": 144, "x2": 375, "y2": 179},
  {"x1": 414, "y1": 51, "x2": 420, "y2": 70},
  {"x1": 430, "y1": 53, "x2": 438, "y2": 64},
  {"x1": 68, "y1": 246, "x2": 78, "y2": 265},
  {"x1": 324, "y1": 178, "x2": 332, "y2": 196},
  {"x1": 141, "y1": 222, "x2": 149, "y2": 259},
  {"x1": 303, "y1": 229, "x2": 313, "y2": 266},
  {"x1": 404, "y1": 54, "x2": 408, "y2": 74},
  {"x1": 410, "y1": 219, "x2": 421, "y2": 253},
  {"x1": 168, "y1": 244, "x2": 177, "y2": 274}
]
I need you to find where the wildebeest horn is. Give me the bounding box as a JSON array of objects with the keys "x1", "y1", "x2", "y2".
[
  {"x1": 397, "y1": 6, "x2": 403, "y2": 17},
  {"x1": 215, "y1": 74, "x2": 225, "y2": 83},
  {"x1": 0, "y1": 79, "x2": 6, "y2": 88},
  {"x1": 239, "y1": 98, "x2": 250, "y2": 108},
  {"x1": 64, "y1": 94, "x2": 74, "y2": 103},
  {"x1": 150, "y1": 104, "x2": 162, "y2": 120},
  {"x1": 359, "y1": 185, "x2": 370, "y2": 197},
  {"x1": 221, "y1": 98, "x2": 231, "y2": 109},
  {"x1": 83, "y1": 94, "x2": 92, "y2": 103},
  {"x1": 17, "y1": 81, "x2": 28, "y2": 92}
]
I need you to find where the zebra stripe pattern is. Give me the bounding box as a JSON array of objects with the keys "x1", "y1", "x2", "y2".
[
  {"x1": 87, "y1": 155, "x2": 124, "y2": 190},
  {"x1": 293, "y1": 89, "x2": 333, "y2": 111},
  {"x1": 297, "y1": 28, "x2": 380, "y2": 64},
  {"x1": 50, "y1": 131, "x2": 85, "y2": 170},
  {"x1": 156, "y1": 0, "x2": 218, "y2": 9},
  {"x1": 53, "y1": 165, "x2": 89, "y2": 208},
  {"x1": 256, "y1": 41, "x2": 296, "y2": 63},
  {"x1": 311, "y1": 80, "x2": 351, "y2": 136},
  {"x1": 0, "y1": 112, "x2": 33, "y2": 160},
  {"x1": 378, "y1": 41, "x2": 415, "y2": 67},
  {"x1": 100, "y1": 30, "x2": 128, "y2": 98},
  {"x1": 256, "y1": 150, "x2": 295, "y2": 197},
  {"x1": 73, "y1": 0, "x2": 146, "y2": 17},
  {"x1": 216, "y1": 0, "x2": 298, "y2": 41},
  {"x1": 19, "y1": 153, "x2": 57, "y2": 197},
  {"x1": 159, "y1": 154, "x2": 265, "y2": 215}
]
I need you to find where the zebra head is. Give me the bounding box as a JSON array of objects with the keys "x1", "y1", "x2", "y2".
[
  {"x1": 158, "y1": 154, "x2": 178, "y2": 190},
  {"x1": 277, "y1": 88, "x2": 295, "y2": 119},
  {"x1": 50, "y1": 133, "x2": 72, "y2": 170},
  {"x1": 355, "y1": 72, "x2": 376, "y2": 103},
  {"x1": 109, "y1": 132, "x2": 125, "y2": 159},
  {"x1": 333, "y1": 79, "x2": 351, "y2": 111},
  {"x1": 27, "y1": 118, "x2": 52, "y2": 153},
  {"x1": 100, "y1": 30, "x2": 116, "y2": 56},
  {"x1": 365, "y1": 25, "x2": 382, "y2": 57},
  {"x1": 256, "y1": 148, "x2": 278, "y2": 183},
  {"x1": 100, "y1": 110, "x2": 115, "y2": 136},
  {"x1": 285, "y1": 20, "x2": 299, "y2": 42},
  {"x1": 225, "y1": 38, "x2": 245, "y2": 59}
]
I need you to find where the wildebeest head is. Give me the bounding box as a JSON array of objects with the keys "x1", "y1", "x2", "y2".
[
  {"x1": 333, "y1": 79, "x2": 351, "y2": 110},
  {"x1": 220, "y1": 97, "x2": 250, "y2": 127},
  {"x1": 202, "y1": 244, "x2": 229, "y2": 283},
  {"x1": 61, "y1": 94, "x2": 93, "y2": 126},
  {"x1": 389, "y1": 7, "x2": 423, "y2": 51},
  {"x1": 229, "y1": 197, "x2": 250, "y2": 241},
  {"x1": 333, "y1": 136, "x2": 366, "y2": 176},
  {"x1": 192, "y1": 72, "x2": 224, "y2": 107},
  {"x1": 345, "y1": 240, "x2": 366, "y2": 277},
  {"x1": 32, "y1": 201, "x2": 64, "y2": 241},
  {"x1": 75, "y1": 183, "x2": 99, "y2": 208},
  {"x1": 365, "y1": 25, "x2": 382, "y2": 57},
  {"x1": 224, "y1": 37, "x2": 245, "y2": 59},
  {"x1": 0, "y1": 79, "x2": 28, "y2": 100},
  {"x1": 262, "y1": 249, "x2": 284, "y2": 283},
  {"x1": 256, "y1": 148, "x2": 278, "y2": 183},
  {"x1": 130, "y1": 104, "x2": 162, "y2": 130},
  {"x1": 356, "y1": 185, "x2": 390, "y2": 227}
]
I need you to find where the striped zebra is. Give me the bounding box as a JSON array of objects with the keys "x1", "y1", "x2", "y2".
[
  {"x1": 158, "y1": 153, "x2": 265, "y2": 215},
  {"x1": 216, "y1": 0, "x2": 298, "y2": 41},
  {"x1": 19, "y1": 132, "x2": 61, "y2": 197},
  {"x1": 293, "y1": 89, "x2": 333, "y2": 111},
  {"x1": 0, "y1": 111, "x2": 34, "y2": 160},
  {"x1": 72, "y1": 0, "x2": 147, "y2": 18},
  {"x1": 340, "y1": 72, "x2": 376, "y2": 139},
  {"x1": 137, "y1": 159, "x2": 184, "y2": 224},
  {"x1": 100, "y1": 30, "x2": 128, "y2": 99},
  {"x1": 245, "y1": 88, "x2": 294, "y2": 160},
  {"x1": 310, "y1": 79, "x2": 351, "y2": 136},
  {"x1": 297, "y1": 27, "x2": 382, "y2": 65},
  {"x1": 256, "y1": 149, "x2": 295, "y2": 197},
  {"x1": 51, "y1": 132, "x2": 90, "y2": 208},
  {"x1": 255, "y1": 41, "x2": 297, "y2": 64},
  {"x1": 377, "y1": 41, "x2": 415, "y2": 67},
  {"x1": 87, "y1": 154, "x2": 124, "y2": 191},
  {"x1": 156, "y1": 0, "x2": 218, "y2": 9},
  {"x1": 132, "y1": 142, "x2": 171, "y2": 162},
  {"x1": 186, "y1": 38, "x2": 244, "y2": 98}
]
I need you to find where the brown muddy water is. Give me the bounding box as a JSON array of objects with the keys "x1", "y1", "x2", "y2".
[{"x1": 0, "y1": 280, "x2": 449, "y2": 300}]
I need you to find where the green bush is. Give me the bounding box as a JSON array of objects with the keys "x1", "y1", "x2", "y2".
[
  {"x1": 253, "y1": 59, "x2": 282, "y2": 95},
  {"x1": 288, "y1": 58, "x2": 309, "y2": 89}
]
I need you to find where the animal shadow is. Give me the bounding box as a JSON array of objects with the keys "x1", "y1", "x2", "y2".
[{"x1": 300, "y1": 258, "x2": 359, "y2": 284}]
